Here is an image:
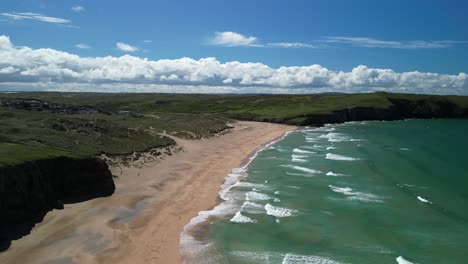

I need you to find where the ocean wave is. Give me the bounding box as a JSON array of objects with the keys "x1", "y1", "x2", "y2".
[
  {"x1": 286, "y1": 172, "x2": 315, "y2": 178},
  {"x1": 292, "y1": 155, "x2": 308, "y2": 163},
  {"x1": 265, "y1": 204, "x2": 298, "y2": 218},
  {"x1": 396, "y1": 256, "x2": 415, "y2": 264},
  {"x1": 282, "y1": 164, "x2": 322, "y2": 174},
  {"x1": 180, "y1": 130, "x2": 294, "y2": 263},
  {"x1": 329, "y1": 185, "x2": 383, "y2": 203},
  {"x1": 302, "y1": 144, "x2": 326, "y2": 150},
  {"x1": 241, "y1": 201, "x2": 265, "y2": 214},
  {"x1": 230, "y1": 251, "x2": 286, "y2": 263},
  {"x1": 417, "y1": 196, "x2": 432, "y2": 204},
  {"x1": 246, "y1": 191, "x2": 271, "y2": 201},
  {"x1": 326, "y1": 153, "x2": 360, "y2": 161},
  {"x1": 292, "y1": 154, "x2": 308, "y2": 158},
  {"x1": 305, "y1": 137, "x2": 321, "y2": 143},
  {"x1": 326, "y1": 146, "x2": 336, "y2": 150},
  {"x1": 233, "y1": 181, "x2": 268, "y2": 189},
  {"x1": 319, "y1": 132, "x2": 350, "y2": 142},
  {"x1": 229, "y1": 251, "x2": 343, "y2": 264},
  {"x1": 293, "y1": 148, "x2": 315, "y2": 154},
  {"x1": 230, "y1": 212, "x2": 257, "y2": 223},
  {"x1": 326, "y1": 171, "x2": 346, "y2": 177},
  {"x1": 282, "y1": 253, "x2": 343, "y2": 264}
]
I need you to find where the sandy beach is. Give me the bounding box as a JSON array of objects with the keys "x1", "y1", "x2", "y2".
[{"x1": 0, "y1": 121, "x2": 295, "y2": 264}]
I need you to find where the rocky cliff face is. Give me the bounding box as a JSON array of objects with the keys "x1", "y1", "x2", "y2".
[
  {"x1": 0, "y1": 157, "x2": 115, "y2": 225},
  {"x1": 299, "y1": 98, "x2": 468, "y2": 126}
]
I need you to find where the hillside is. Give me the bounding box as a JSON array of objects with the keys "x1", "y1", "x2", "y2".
[{"x1": 1, "y1": 92, "x2": 468, "y2": 166}]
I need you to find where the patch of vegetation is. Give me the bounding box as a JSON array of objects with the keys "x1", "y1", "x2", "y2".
[
  {"x1": 0, "y1": 143, "x2": 70, "y2": 166},
  {"x1": 1, "y1": 91, "x2": 467, "y2": 166}
]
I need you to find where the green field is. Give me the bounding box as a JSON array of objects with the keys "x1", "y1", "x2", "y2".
[{"x1": 1, "y1": 92, "x2": 467, "y2": 166}]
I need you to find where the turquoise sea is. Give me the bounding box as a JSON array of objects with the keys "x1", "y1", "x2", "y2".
[{"x1": 181, "y1": 119, "x2": 468, "y2": 264}]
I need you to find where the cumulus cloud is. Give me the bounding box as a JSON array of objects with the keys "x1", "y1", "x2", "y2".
[
  {"x1": 0, "y1": 35, "x2": 466, "y2": 94},
  {"x1": 210, "y1": 31, "x2": 260, "y2": 47},
  {"x1": 75, "y1": 43, "x2": 91, "y2": 49},
  {"x1": 1, "y1": 12, "x2": 70, "y2": 23},
  {"x1": 324, "y1": 37, "x2": 463, "y2": 49},
  {"x1": 116, "y1": 42, "x2": 138, "y2": 52}
]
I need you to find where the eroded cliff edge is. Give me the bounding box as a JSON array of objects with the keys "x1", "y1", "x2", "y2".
[
  {"x1": 288, "y1": 98, "x2": 468, "y2": 125},
  {"x1": 0, "y1": 157, "x2": 115, "y2": 250}
]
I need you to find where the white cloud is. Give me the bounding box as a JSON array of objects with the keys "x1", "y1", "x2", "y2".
[
  {"x1": 0, "y1": 35, "x2": 466, "y2": 95},
  {"x1": 75, "y1": 43, "x2": 91, "y2": 49},
  {"x1": 210, "y1": 31, "x2": 260, "y2": 47},
  {"x1": 268, "y1": 42, "x2": 318, "y2": 48},
  {"x1": 116, "y1": 42, "x2": 139, "y2": 52},
  {"x1": 1, "y1": 12, "x2": 70, "y2": 23},
  {"x1": 324, "y1": 37, "x2": 463, "y2": 49},
  {"x1": 71, "y1": 6, "x2": 86, "y2": 13}
]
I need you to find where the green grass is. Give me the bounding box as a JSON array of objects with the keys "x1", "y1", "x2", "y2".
[
  {"x1": 0, "y1": 142, "x2": 70, "y2": 166},
  {"x1": 1, "y1": 92, "x2": 467, "y2": 166}
]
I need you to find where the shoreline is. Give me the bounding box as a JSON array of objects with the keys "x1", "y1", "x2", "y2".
[
  {"x1": 0, "y1": 121, "x2": 296, "y2": 264},
  {"x1": 179, "y1": 127, "x2": 296, "y2": 263}
]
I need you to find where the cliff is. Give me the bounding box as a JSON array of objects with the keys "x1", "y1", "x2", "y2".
[
  {"x1": 0, "y1": 157, "x2": 115, "y2": 250},
  {"x1": 297, "y1": 98, "x2": 468, "y2": 126}
]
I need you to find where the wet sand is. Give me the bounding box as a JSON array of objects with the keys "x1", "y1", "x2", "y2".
[{"x1": 0, "y1": 121, "x2": 295, "y2": 264}]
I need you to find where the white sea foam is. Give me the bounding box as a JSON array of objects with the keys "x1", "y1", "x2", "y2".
[
  {"x1": 326, "y1": 153, "x2": 360, "y2": 161},
  {"x1": 230, "y1": 212, "x2": 257, "y2": 223},
  {"x1": 329, "y1": 185, "x2": 383, "y2": 203},
  {"x1": 230, "y1": 251, "x2": 281, "y2": 263},
  {"x1": 229, "y1": 251, "x2": 343, "y2": 264},
  {"x1": 326, "y1": 171, "x2": 346, "y2": 177},
  {"x1": 326, "y1": 146, "x2": 336, "y2": 150},
  {"x1": 319, "y1": 132, "x2": 350, "y2": 142},
  {"x1": 233, "y1": 181, "x2": 267, "y2": 189},
  {"x1": 396, "y1": 256, "x2": 415, "y2": 264},
  {"x1": 265, "y1": 204, "x2": 298, "y2": 218},
  {"x1": 305, "y1": 125, "x2": 335, "y2": 132},
  {"x1": 292, "y1": 154, "x2": 308, "y2": 158},
  {"x1": 274, "y1": 198, "x2": 281, "y2": 202},
  {"x1": 292, "y1": 158, "x2": 307, "y2": 163},
  {"x1": 246, "y1": 191, "x2": 271, "y2": 201},
  {"x1": 291, "y1": 154, "x2": 307, "y2": 163},
  {"x1": 293, "y1": 148, "x2": 315, "y2": 154},
  {"x1": 282, "y1": 164, "x2": 322, "y2": 174},
  {"x1": 305, "y1": 137, "x2": 321, "y2": 142},
  {"x1": 400, "y1": 148, "x2": 410, "y2": 151},
  {"x1": 274, "y1": 191, "x2": 280, "y2": 195},
  {"x1": 286, "y1": 172, "x2": 315, "y2": 178},
  {"x1": 241, "y1": 201, "x2": 265, "y2": 214},
  {"x1": 282, "y1": 253, "x2": 343, "y2": 264},
  {"x1": 180, "y1": 129, "x2": 295, "y2": 263},
  {"x1": 417, "y1": 196, "x2": 432, "y2": 204},
  {"x1": 301, "y1": 145, "x2": 315, "y2": 150}
]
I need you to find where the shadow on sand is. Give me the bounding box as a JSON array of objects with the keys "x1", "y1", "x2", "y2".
[{"x1": 0, "y1": 191, "x2": 114, "y2": 253}]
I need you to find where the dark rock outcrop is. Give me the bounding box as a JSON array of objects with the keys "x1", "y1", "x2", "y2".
[
  {"x1": 298, "y1": 98, "x2": 468, "y2": 126},
  {"x1": 0, "y1": 157, "x2": 115, "y2": 250}
]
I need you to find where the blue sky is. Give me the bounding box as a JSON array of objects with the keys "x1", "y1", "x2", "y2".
[{"x1": 0, "y1": 0, "x2": 467, "y2": 94}]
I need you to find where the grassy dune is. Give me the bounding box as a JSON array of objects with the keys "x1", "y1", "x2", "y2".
[{"x1": 1, "y1": 92, "x2": 467, "y2": 165}]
